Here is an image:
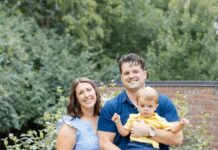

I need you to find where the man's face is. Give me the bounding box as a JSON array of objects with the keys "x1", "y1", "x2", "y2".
[{"x1": 120, "y1": 62, "x2": 147, "y2": 90}]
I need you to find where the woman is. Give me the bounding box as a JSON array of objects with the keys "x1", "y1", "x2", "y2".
[{"x1": 56, "y1": 77, "x2": 101, "y2": 150}]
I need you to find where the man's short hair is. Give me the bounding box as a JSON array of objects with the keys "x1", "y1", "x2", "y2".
[{"x1": 118, "y1": 53, "x2": 145, "y2": 74}]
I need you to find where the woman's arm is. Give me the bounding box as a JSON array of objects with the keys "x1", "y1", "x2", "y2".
[{"x1": 56, "y1": 124, "x2": 77, "y2": 150}]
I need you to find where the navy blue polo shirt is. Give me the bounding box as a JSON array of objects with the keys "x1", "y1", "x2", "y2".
[{"x1": 98, "y1": 90, "x2": 179, "y2": 150}]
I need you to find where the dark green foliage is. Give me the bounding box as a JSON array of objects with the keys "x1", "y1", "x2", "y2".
[
  {"x1": 0, "y1": 4, "x2": 101, "y2": 133},
  {"x1": 146, "y1": 0, "x2": 218, "y2": 80},
  {"x1": 3, "y1": 0, "x2": 218, "y2": 81}
]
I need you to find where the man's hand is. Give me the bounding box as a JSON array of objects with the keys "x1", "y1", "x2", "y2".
[{"x1": 130, "y1": 120, "x2": 151, "y2": 137}]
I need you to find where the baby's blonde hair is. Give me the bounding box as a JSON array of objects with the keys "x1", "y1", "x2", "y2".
[{"x1": 136, "y1": 86, "x2": 158, "y2": 104}]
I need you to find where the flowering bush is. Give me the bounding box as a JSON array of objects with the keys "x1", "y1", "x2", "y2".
[{"x1": 171, "y1": 93, "x2": 213, "y2": 150}]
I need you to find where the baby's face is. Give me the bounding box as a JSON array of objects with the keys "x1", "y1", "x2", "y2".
[{"x1": 137, "y1": 98, "x2": 158, "y2": 118}]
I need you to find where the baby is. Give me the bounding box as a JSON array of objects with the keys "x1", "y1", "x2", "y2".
[{"x1": 112, "y1": 86, "x2": 189, "y2": 149}]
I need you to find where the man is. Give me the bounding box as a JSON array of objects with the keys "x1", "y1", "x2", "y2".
[{"x1": 98, "y1": 53, "x2": 183, "y2": 150}]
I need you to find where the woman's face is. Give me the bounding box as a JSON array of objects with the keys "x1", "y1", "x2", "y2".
[{"x1": 75, "y1": 82, "x2": 97, "y2": 110}]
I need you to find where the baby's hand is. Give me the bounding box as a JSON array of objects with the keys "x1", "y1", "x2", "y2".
[
  {"x1": 111, "y1": 113, "x2": 120, "y2": 124},
  {"x1": 180, "y1": 118, "x2": 189, "y2": 125}
]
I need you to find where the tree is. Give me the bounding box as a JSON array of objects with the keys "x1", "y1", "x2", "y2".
[
  {"x1": 146, "y1": 0, "x2": 218, "y2": 80},
  {"x1": 0, "y1": 4, "x2": 100, "y2": 133}
]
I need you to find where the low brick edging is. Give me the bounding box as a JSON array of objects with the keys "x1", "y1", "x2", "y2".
[{"x1": 100, "y1": 81, "x2": 218, "y2": 149}]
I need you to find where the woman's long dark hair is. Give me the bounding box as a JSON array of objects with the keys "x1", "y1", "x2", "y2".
[{"x1": 67, "y1": 77, "x2": 101, "y2": 118}]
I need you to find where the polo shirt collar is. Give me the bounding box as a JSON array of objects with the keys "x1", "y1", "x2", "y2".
[{"x1": 121, "y1": 90, "x2": 131, "y2": 104}]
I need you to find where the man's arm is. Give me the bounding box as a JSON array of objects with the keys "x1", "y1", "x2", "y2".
[
  {"x1": 154, "y1": 94, "x2": 183, "y2": 145},
  {"x1": 98, "y1": 131, "x2": 120, "y2": 150},
  {"x1": 131, "y1": 119, "x2": 183, "y2": 145},
  {"x1": 98, "y1": 101, "x2": 122, "y2": 150},
  {"x1": 153, "y1": 128, "x2": 183, "y2": 145}
]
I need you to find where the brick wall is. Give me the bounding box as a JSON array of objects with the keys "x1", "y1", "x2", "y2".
[{"x1": 102, "y1": 81, "x2": 218, "y2": 149}]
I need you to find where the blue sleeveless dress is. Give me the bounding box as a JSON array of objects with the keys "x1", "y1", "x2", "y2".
[{"x1": 57, "y1": 115, "x2": 99, "y2": 150}]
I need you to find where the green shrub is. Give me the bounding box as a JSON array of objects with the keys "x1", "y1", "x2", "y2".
[
  {"x1": 0, "y1": 3, "x2": 102, "y2": 133},
  {"x1": 3, "y1": 87, "x2": 66, "y2": 150}
]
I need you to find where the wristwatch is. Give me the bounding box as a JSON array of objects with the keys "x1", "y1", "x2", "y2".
[{"x1": 149, "y1": 127, "x2": 156, "y2": 137}]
